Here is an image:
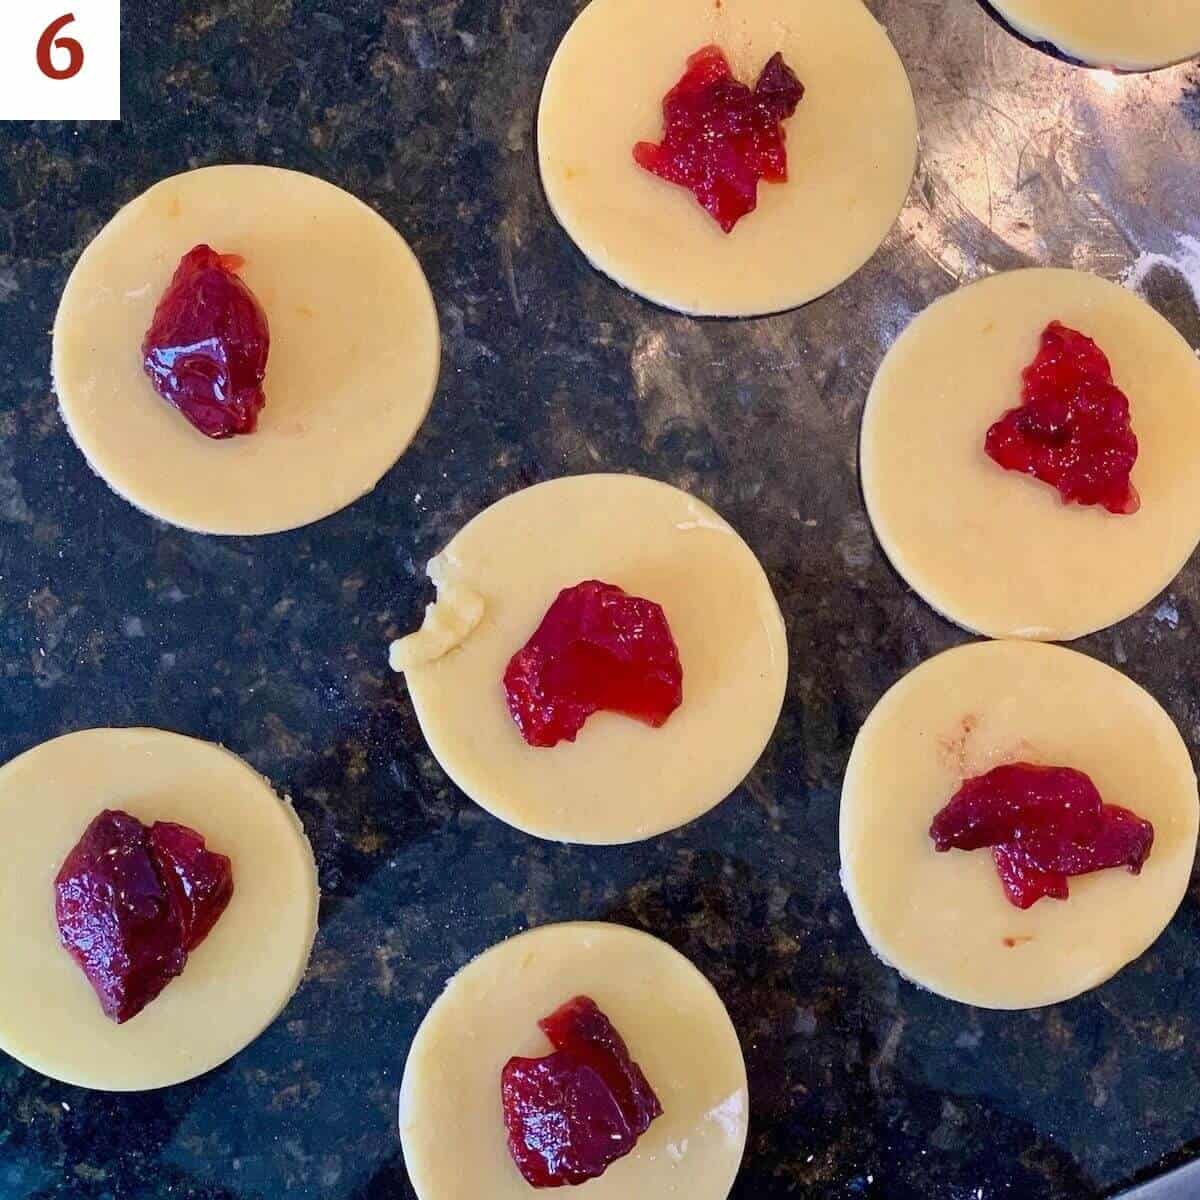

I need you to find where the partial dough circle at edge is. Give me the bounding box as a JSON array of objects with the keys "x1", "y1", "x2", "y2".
[
  {"x1": 987, "y1": 0, "x2": 1200, "y2": 70},
  {"x1": 840, "y1": 640, "x2": 1199, "y2": 1009},
  {"x1": 399, "y1": 921, "x2": 749, "y2": 1200},
  {"x1": 860, "y1": 268, "x2": 1200, "y2": 642}
]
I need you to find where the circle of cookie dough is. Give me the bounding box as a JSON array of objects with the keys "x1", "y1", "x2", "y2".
[
  {"x1": 985, "y1": 0, "x2": 1200, "y2": 70},
  {"x1": 841, "y1": 640, "x2": 1198, "y2": 1009},
  {"x1": 537, "y1": 0, "x2": 918, "y2": 317},
  {"x1": 0, "y1": 728, "x2": 319, "y2": 1090},
  {"x1": 399, "y1": 922, "x2": 749, "y2": 1199},
  {"x1": 861, "y1": 268, "x2": 1200, "y2": 642},
  {"x1": 52, "y1": 165, "x2": 440, "y2": 535},
  {"x1": 398, "y1": 474, "x2": 788, "y2": 844}
]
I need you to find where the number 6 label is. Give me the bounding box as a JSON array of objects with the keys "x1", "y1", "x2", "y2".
[
  {"x1": 37, "y1": 14, "x2": 85, "y2": 81},
  {"x1": 1, "y1": 1, "x2": 119, "y2": 119}
]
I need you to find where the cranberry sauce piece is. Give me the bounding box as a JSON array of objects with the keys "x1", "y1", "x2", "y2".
[
  {"x1": 503, "y1": 580, "x2": 683, "y2": 748},
  {"x1": 985, "y1": 321, "x2": 1140, "y2": 515},
  {"x1": 931, "y1": 763, "x2": 1154, "y2": 910},
  {"x1": 501, "y1": 996, "x2": 663, "y2": 1188},
  {"x1": 54, "y1": 811, "x2": 185, "y2": 1023},
  {"x1": 992, "y1": 844, "x2": 1069, "y2": 911},
  {"x1": 149, "y1": 821, "x2": 236, "y2": 952},
  {"x1": 54, "y1": 810, "x2": 234, "y2": 1023},
  {"x1": 633, "y1": 45, "x2": 805, "y2": 233},
  {"x1": 142, "y1": 244, "x2": 270, "y2": 439}
]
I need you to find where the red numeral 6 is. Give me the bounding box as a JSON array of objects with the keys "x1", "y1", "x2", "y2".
[{"x1": 37, "y1": 12, "x2": 85, "y2": 81}]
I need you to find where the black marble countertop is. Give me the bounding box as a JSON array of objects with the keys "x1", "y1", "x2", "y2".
[{"x1": 3, "y1": 1, "x2": 1200, "y2": 1197}]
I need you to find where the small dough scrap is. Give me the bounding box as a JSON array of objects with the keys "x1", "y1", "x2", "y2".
[
  {"x1": 399, "y1": 922, "x2": 748, "y2": 1200},
  {"x1": 861, "y1": 269, "x2": 1200, "y2": 641},
  {"x1": 0, "y1": 728, "x2": 319, "y2": 1090},
  {"x1": 989, "y1": 0, "x2": 1200, "y2": 70},
  {"x1": 390, "y1": 555, "x2": 485, "y2": 672},
  {"x1": 537, "y1": 0, "x2": 917, "y2": 316},
  {"x1": 399, "y1": 475, "x2": 788, "y2": 844},
  {"x1": 52, "y1": 165, "x2": 440, "y2": 536},
  {"x1": 841, "y1": 641, "x2": 1199, "y2": 1009}
]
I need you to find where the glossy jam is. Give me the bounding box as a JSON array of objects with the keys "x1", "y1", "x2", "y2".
[
  {"x1": 633, "y1": 45, "x2": 805, "y2": 233},
  {"x1": 142, "y1": 244, "x2": 270, "y2": 439},
  {"x1": 54, "y1": 810, "x2": 234, "y2": 1023},
  {"x1": 501, "y1": 996, "x2": 663, "y2": 1188},
  {"x1": 985, "y1": 321, "x2": 1140, "y2": 515},
  {"x1": 503, "y1": 580, "x2": 683, "y2": 748},
  {"x1": 930, "y1": 763, "x2": 1154, "y2": 909},
  {"x1": 149, "y1": 820, "x2": 236, "y2": 951}
]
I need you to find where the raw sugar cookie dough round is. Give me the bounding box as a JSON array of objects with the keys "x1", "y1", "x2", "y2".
[
  {"x1": 841, "y1": 641, "x2": 1198, "y2": 1009},
  {"x1": 52, "y1": 165, "x2": 440, "y2": 535},
  {"x1": 537, "y1": 0, "x2": 918, "y2": 316},
  {"x1": 0, "y1": 728, "x2": 319, "y2": 1090},
  {"x1": 394, "y1": 474, "x2": 788, "y2": 844},
  {"x1": 861, "y1": 269, "x2": 1200, "y2": 641},
  {"x1": 400, "y1": 922, "x2": 748, "y2": 1200},
  {"x1": 986, "y1": 0, "x2": 1200, "y2": 70}
]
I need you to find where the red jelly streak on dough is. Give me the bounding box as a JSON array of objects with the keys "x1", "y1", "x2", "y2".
[
  {"x1": 142, "y1": 244, "x2": 270, "y2": 439},
  {"x1": 503, "y1": 580, "x2": 683, "y2": 748},
  {"x1": 54, "y1": 809, "x2": 234, "y2": 1023},
  {"x1": 501, "y1": 996, "x2": 663, "y2": 1188},
  {"x1": 633, "y1": 45, "x2": 805, "y2": 233},
  {"x1": 985, "y1": 321, "x2": 1140, "y2": 515},
  {"x1": 931, "y1": 763, "x2": 1154, "y2": 910}
]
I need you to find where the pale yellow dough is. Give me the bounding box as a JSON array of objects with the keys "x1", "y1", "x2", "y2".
[
  {"x1": 52, "y1": 165, "x2": 440, "y2": 535},
  {"x1": 861, "y1": 269, "x2": 1200, "y2": 642},
  {"x1": 399, "y1": 922, "x2": 748, "y2": 1200},
  {"x1": 0, "y1": 728, "x2": 319, "y2": 1090},
  {"x1": 989, "y1": 0, "x2": 1200, "y2": 70},
  {"x1": 841, "y1": 641, "x2": 1199, "y2": 1009},
  {"x1": 537, "y1": 0, "x2": 918, "y2": 316},
  {"x1": 393, "y1": 474, "x2": 788, "y2": 844}
]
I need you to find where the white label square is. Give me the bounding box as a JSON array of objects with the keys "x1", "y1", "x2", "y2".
[{"x1": 0, "y1": 2, "x2": 120, "y2": 120}]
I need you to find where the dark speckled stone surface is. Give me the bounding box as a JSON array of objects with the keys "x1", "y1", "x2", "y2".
[{"x1": 2, "y1": 1, "x2": 1200, "y2": 1197}]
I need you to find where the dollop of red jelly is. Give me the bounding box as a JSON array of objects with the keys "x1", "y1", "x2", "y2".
[
  {"x1": 985, "y1": 322, "x2": 1140, "y2": 515},
  {"x1": 930, "y1": 763, "x2": 1154, "y2": 909},
  {"x1": 149, "y1": 820, "x2": 236, "y2": 951},
  {"x1": 503, "y1": 580, "x2": 684, "y2": 748},
  {"x1": 633, "y1": 45, "x2": 805, "y2": 233},
  {"x1": 501, "y1": 996, "x2": 663, "y2": 1188},
  {"x1": 142, "y1": 244, "x2": 270, "y2": 439},
  {"x1": 54, "y1": 809, "x2": 234, "y2": 1023}
]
